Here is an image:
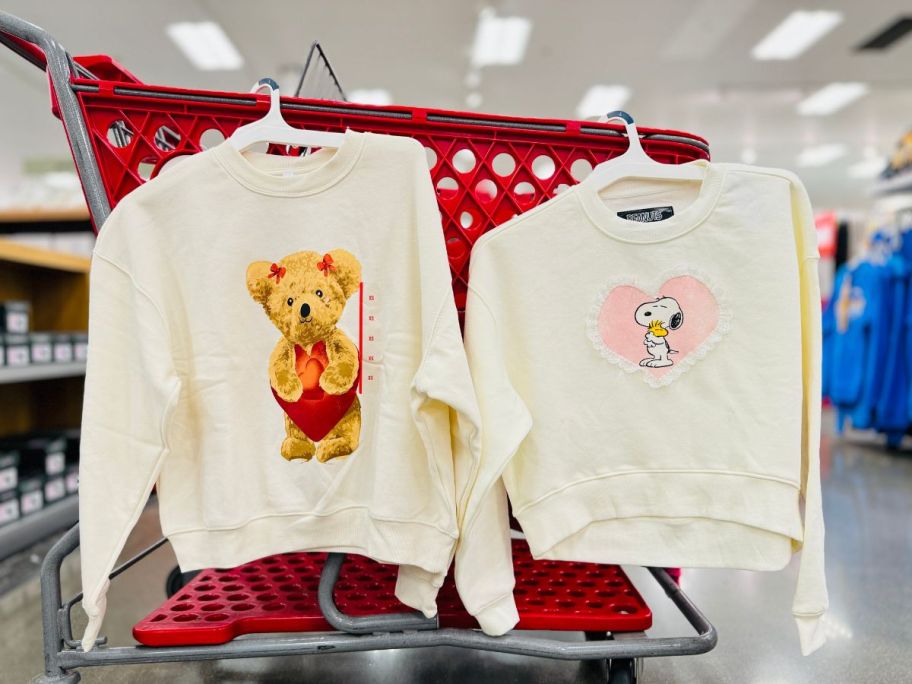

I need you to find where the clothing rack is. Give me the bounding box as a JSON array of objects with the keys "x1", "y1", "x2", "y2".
[{"x1": 0, "y1": 11, "x2": 717, "y2": 684}]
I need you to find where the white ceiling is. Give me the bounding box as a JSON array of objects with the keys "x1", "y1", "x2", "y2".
[{"x1": 1, "y1": 0, "x2": 912, "y2": 210}]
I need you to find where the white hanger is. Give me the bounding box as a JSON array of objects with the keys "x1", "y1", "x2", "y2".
[
  {"x1": 228, "y1": 78, "x2": 346, "y2": 152},
  {"x1": 586, "y1": 111, "x2": 705, "y2": 191}
]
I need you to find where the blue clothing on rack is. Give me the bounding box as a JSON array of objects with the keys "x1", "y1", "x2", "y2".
[
  {"x1": 874, "y1": 253, "x2": 908, "y2": 435},
  {"x1": 828, "y1": 261, "x2": 880, "y2": 428}
]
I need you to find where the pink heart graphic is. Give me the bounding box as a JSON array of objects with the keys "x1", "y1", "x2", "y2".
[{"x1": 594, "y1": 275, "x2": 722, "y2": 385}]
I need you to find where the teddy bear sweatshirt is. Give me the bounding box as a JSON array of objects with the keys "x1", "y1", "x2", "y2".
[
  {"x1": 459, "y1": 162, "x2": 827, "y2": 655},
  {"x1": 78, "y1": 130, "x2": 483, "y2": 650}
]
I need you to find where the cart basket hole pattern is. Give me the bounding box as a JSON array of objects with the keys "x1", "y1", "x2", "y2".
[{"x1": 132, "y1": 539, "x2": 652, "y2": 646}]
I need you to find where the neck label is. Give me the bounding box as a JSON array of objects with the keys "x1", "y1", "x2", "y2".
[{"x1": 617, "y1": 206, "x2": 675, "y2": 223}]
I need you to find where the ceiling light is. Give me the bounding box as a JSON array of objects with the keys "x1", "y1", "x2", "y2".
[
  {"x1": 752, "y1": 10, "x2": 843, "y2": 60},
  {"x1": 847, "y1": 157, "x2": 887, "y2": 178},
  {"x1": 166, "y1": 21, "x2": 244, "y2": 70},
  {"x1": 576, "y1": 85, "x2": 632, "y2": 119},
  {"x1": 797, "y1": 144, "x2": 846, "y2": 167},
  {"x1": 348, "y1": 89, "x2": 392, "y2": 106},
  {"x1": 471, "y1": 8, "x2": 532, "y2": 67},
  {"x1": 798, "y1": 82, "x2": 868, "y2": 116}
]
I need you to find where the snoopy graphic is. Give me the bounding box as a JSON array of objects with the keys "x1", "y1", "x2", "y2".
[{"x1": 635, "y1": 297, "x2": 684, "y2": 368}]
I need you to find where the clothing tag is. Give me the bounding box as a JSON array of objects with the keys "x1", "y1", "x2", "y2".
[{"x1": 617, "y1": 206, "x2": 675, "y2": 223}]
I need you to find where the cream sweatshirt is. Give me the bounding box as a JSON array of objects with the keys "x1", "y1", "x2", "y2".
[
  {"x1": 460, "y1": 161, "x2": 827, "y2": 655},
  {"x1": 78, "y1": 130, "x2": 481, "y2": 650}
]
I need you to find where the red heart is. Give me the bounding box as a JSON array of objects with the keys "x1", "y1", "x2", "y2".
[{"x1": 271, "y1": 341, "x2": 358, "y2": 442}]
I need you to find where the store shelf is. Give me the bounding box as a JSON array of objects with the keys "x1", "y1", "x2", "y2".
[
  {"x1": 0, "y1": 207, "x2": 92, "y2": 234},
  {"x1": 0, "y1": 495, "x2": 78, "y2": 561},
  {"x1": 0, "y1": 362, "x2": 86, "y2": 385},
  {"x1": 0, "y1": 237, "x2": 91, "y2": 273},
  {"x1": 871, "y1": 173, "x2": 912, "y2": 197}
]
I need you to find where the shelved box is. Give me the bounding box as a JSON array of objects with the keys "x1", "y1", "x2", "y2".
[
  {"x1": 63, "y1": 429, "x2": 79, "y2": 493},
  {"x1": 38, "y1": 435, "x2": 67, "y2": 476},
  {"x1": 1, "y1": 434, "x2": 67, "y2": 477},
  {"x1": 44, "y1": 475, "x2": 66, "y2": 503},
  {"x1": 0, "y1": 300, "x2": 30, "y2": 334},
  {"x1": 62, "y1": 428, "x2": 80, "y2": 460},
  {"x1": 18, "y1": 475, "x2": 44, "y2": 516},
  {"x1": 0, "y1": 489, "x2": 19, "y2": 528},
  {"x1": 52, "y1": 333, "x2": 73, "y2": 363},
  {"x1": 0, "y1": 449, "x2": 18, "y2": 493},
  {"x1": 3, "y1": 333, "x2": 29, "y2": 366},
  {"x1": 72, "y1": 332, "x2": 88, "y2": 362},
  {"x1": 29, "y1": 332, "x2": 53, "y2": 364},
  {"x1": 64, "y1": 464, "x2": 78, "y2": 494}
]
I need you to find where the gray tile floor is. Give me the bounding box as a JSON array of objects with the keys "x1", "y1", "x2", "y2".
[{"x1": 3, "y1": 409, "x2": 911, "y2": 683}]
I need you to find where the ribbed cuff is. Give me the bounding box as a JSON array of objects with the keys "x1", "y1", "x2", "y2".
[
  {"x1": 473, "y1": 594, "x2": 519, "y2": 636},
  {"x1": 394, "y1": 565, "x2": 442, "y2": 619},
  {"x1": 795, "y1": 613, "x2": 826, "y2": 655}
]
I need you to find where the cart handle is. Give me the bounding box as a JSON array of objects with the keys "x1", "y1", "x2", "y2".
[{"x1": 0, "y1": 10, "x2": 112, "y2": 225}]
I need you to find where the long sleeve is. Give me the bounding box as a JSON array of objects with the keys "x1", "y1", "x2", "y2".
[
  {"x1": 454, "y1": 256, "x2": 533, "y2": 635},
  {"x1": 399, "y1": 140, "x2": 483, "y2": 618},
  {"x1": 790, "y1": 177, "x2": 829, "y2": 656},
  {"x1": 79, "y1": 253, "x2": 180, "y2": 651}
]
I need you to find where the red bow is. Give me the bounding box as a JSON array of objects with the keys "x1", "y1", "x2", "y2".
[
  {"x1": 317, "y1": 253, "x2": 336, "y2": 276},
  {"x1": 268, "y1": 262, "x2": 286, "y2": 283}
]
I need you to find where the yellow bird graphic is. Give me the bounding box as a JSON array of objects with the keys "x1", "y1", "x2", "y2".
[{"x1": 648, "y1": 319, "x2": 669, "y2": 338}]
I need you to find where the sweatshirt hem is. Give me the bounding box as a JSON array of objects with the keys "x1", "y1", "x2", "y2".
[
  {"x1": 166, "y1": 509, "x2": 456, "y2": 575},
  {"x1": 515, "y1": 470, "x2": 804, "y2": 568}
]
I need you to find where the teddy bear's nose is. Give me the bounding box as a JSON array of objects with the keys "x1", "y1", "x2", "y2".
[{"x1": 300, "y1": 302, "x2": 311, "y2": 319}]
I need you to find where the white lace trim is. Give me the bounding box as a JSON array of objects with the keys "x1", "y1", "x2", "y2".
[{"x1": 585, "y1": 267, "x2": 732, "y2": 388}]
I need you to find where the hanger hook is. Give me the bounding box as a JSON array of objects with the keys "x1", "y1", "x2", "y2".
[
  {"x1": 252, "y1": 77, "x2": 280, "y2": 94},
  {"x1": 250, "y1": 77, "x2": 282, "y2": 119},
  {"x1": 603, "y1": 110, "x2": 646, "y2": 157},
  {"x1": 605, "y1": 110, "x2": 634, "y2": 125}
]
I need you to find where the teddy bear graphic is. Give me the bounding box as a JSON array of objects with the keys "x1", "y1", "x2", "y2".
[
  {"x1": 246, "y1": 249, "x2": 362, "y2": 463},
  {"x1": 634, "y1": 296, "x2": 684, "y2": 368}
]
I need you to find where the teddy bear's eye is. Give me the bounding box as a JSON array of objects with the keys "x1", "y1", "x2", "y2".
[
  {"x1": 315, "y1": 290, "x2": 323, "y2": 298},
  {"x1": 286, "y1": 297, "x2": 294, "y2": 306}
]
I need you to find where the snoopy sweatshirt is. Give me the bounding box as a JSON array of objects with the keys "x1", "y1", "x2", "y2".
[
  {"x1": 459, "y1": 161, "x2": 828, "y2": 655},
  {"x1": 78, "y1": 130, "x2": 481, "y2": 650}
]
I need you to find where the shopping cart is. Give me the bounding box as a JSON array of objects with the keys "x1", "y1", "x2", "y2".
[{"x1": 0, "y1": 11, "x2": 717, "y2": 684}]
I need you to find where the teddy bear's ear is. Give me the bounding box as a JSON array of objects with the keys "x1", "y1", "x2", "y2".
[
  {"x1": 326, "y1": 249, "x2": 361, "y2": 299},
  {"x1": 246, "y1": 261, "x2": 275, "y2": 304}
]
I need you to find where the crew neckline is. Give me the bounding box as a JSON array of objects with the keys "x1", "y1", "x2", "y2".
[
  {"x1": 211, "y1": 128, "x2": 365, "y2": 197},
  {"x1": 574, "y1": 160, "x2": 725, "y2": 244}
]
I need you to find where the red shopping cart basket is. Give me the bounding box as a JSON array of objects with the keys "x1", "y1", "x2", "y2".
[{"x1": 0, "y1": 12, "x2": 716, "y2": 682}]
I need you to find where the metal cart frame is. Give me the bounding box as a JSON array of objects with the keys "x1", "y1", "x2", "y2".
[{"x1": 0, "y1": 11, "x2": 717, "y2": 683}]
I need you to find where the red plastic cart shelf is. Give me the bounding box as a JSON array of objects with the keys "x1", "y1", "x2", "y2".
[{"x1": 133, "y1": 539, "x2": 651, "y2": 647}]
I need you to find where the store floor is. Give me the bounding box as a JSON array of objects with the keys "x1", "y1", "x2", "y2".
[{"x1": 3, "y1": 408, "x2": 911, "y2": 683}]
